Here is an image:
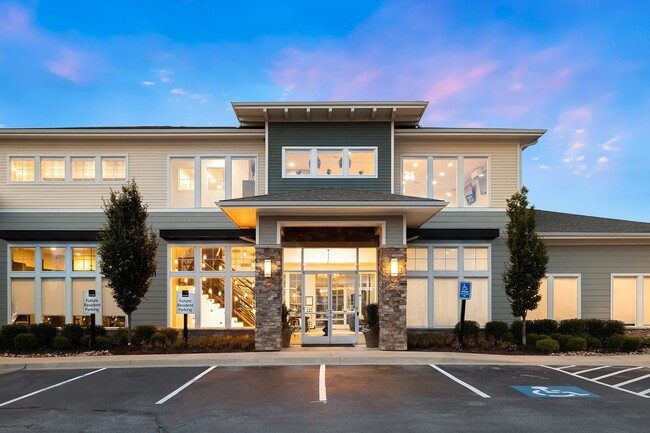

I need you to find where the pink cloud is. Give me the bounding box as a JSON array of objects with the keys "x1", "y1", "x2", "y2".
[
  {"x1": 0, "y1": 3, "x2": 35, "y2": 40},
  {"x1": 45, "y1": 48, "x2": 86, "y2": 82}
]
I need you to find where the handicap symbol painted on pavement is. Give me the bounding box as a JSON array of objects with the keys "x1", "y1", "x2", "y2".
[{"x1": 512, "y1": 386, "x2": 599, "y2": 398}]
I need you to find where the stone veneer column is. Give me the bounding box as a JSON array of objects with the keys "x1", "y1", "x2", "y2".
[
  {"x1": 377, "y1": 246, "x2": 407, "y2": 351},
  {"x1": 254, "y1": 247, "x2": 283, "y2": 351}
]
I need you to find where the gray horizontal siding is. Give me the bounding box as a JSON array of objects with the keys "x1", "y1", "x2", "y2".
[
  {"x1": 546, "y1": 244, "x2": 650, "y2": 320},
  {"x1": 268, "y1": 122, "x2": 392, "y2": 193},
  {"x1": 131, "y1": 239, "x2": 168, "y2": 327},
  {"x1": 420, "y1": 210, "x2": 507, "y2": 229},
  {"x1": 0, "y1": 240, "x2": 6, "y2": 324}
]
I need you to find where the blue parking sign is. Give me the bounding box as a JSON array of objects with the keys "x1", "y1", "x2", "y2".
[{"x1": 459, "y1": 281, "x2": 472, "y2": 300}]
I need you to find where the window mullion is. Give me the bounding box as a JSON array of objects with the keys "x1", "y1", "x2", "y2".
[
  {"x1": 225, "y1": 156, "x2": 232, "y2": 199},
  {"x1": 637, "y1": 276, "x2": 644, "y2": 327},
  {"x1": 194, "y1": 157, "x2": 201, "y2": 208},
  {"x1": 427, "y1": 156, "x2": 434, "y2": 199},
  {"x1": 310, "y1": 149, "x2": 317, "y2": 177},
  {"x1": 547, "y1": 276, "x2": 555, "y2": 320},
  {"x1": 65, "y1": 247, "x2": 73, "y2": 323},
  {"x1": 343, "y1": 149, "x2": 349, "y2": 177}
]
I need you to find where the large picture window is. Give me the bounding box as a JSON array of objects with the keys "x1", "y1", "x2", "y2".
[
  {"x1": 406, "y1": 245, "x2": 490, "y2": 328},
  {"x1": 7, "y1": 245, "x2": 125, "y2": 327},
  {"x1": 283, "y1": 147, "x2": 377, "y2": 178},
  {"x1": 402, "y1": 156, "x2": 489, "y2": 207},
  {"x1": 611, "y1": 275, "x2": 650, "y2": 326},
  {"x1": 528, "y1": 275, "x2": 580, "y2": 321},
  {"x1": 169, "y1": 244, "x2": 256, "y2": 329},
  {"x1": 170, "y1": 156, "x2": 257, "y2": 208}
]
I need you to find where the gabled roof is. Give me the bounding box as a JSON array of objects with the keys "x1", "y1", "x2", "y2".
[
  {"x1": 218, "y1": 188, "x2": 447, "y2": 229},
  {"x1": 536, "y1": 210, "x2": 650, "y2": 237}
]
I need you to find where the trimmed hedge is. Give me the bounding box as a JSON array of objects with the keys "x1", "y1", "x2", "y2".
[
  {"x1": 52, "y1": 336, "x2": 72, "y2": 350},
  {"x1": 485, "y1": 321, "x2": 509, "y2": 341},
  {"x1": 61, "y1": 324, "x2": 84, "y2": 346},
  {"x1": 1, "y1": 325, "x2": 29, "y2": 349},
  {"x1": 608, "y1": 334, "x2": 625, "y2": 350},
  {"x1": 133, "y1": 325, "x2": 158, "y2": 345},
  {"x1": 536, "y1": 338, "x2": 560, "y2": 353},
  {"x1": 527, "y1": 319, "x2": 558, "y2": 336},
  {"x1": 454, "y1": 321, "x2": 480, "y2": 339},
  {"x1": 29, "y1": 324, "x2": 57, "y2": 347},
  {"x1": 14, "y1": 333, "x2": 38, "y2": 350},
  {"x1": 565, "y1": 336, "x2": 588, "y2": 352},
  {"x1": 622, "y1": 336, "x2": 642, "y2": 352},
  {"x1": 150, "y1": 332, "x2": 167, "y2": 347}
]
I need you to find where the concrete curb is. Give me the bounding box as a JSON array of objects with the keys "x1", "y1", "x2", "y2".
[{"x1": 2, "y1": 351, "x2": 649, "y2": 371}]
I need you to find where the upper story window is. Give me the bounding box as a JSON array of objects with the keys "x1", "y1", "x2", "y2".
[
  {"x1": 402, "y1": 156, "x2": 488, "y2": 207},
  {"x1": 283, "y1": 147, "x2": 377, "y2": 178},
  {"x1": 40, "y1": 158, "x2": 66, "y2": 182},
  {"x1": 10, "y1": 158, "x2": 35, "y2": 182},
  {"x1": 169, "y1": 156, "x2": 257, "y2": 208},
  {"x1": 101, "y1": 158, "x2": 127, "y2": 181},
  {"x1": 8, "y1": 155, "x2": 126, "y2": 183},
  {"x1": 71, "y1": 158, "x2": 96, "y2": 182}
]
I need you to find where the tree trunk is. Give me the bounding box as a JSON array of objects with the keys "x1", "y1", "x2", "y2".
[
  {"x1": 522, "y1": 316, "x2": 527, "y2": 345},
  {"x1": 127, "y1": 312, "x2": 132, "y2": 346}
]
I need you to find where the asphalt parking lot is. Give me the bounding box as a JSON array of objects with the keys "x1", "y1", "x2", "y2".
[{"x1": 0, "y1": 364, "x2": 648, "y2": 433}]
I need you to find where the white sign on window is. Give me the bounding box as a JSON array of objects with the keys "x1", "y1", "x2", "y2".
[
  {"x1": 83, "y1": 290, "x2": 102, "y2": 315},
  {"x1": 176, "y1": 290, "x2": 195, "y2": 314}
]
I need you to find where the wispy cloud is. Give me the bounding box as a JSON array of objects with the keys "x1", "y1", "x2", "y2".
[
  {"x1": 170, "y1": 88, "x2": 187, "y2": 95},
  {"x1": 157, "y1": 69, "x2": 173, "y2": 83},
  {"x1": 0, "y1": 3, "x2": 36, "y2": 40},
  {"x1": 45, "y1": 48, "x2": 86, "y2": 82},
  {"x1": 597, "y1": 156, "x2": 609, "y2": 163},
  {"x1": 599, "y1": 136, "x2": 621, "y2": 151},
  {"x1": 142, "y1": 81, "x2": 155, "y2": 86}
]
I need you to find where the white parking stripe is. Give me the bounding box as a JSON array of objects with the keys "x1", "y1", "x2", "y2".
[
  {"x1": 639, "y1": 388, "x2": 650, "y2": 396},
  {"x1": 613, "y1": 373, "x2": 650, "y2": 388},
  {"x1": 554, "y1": 365, "x2": 576, "y2": 370},
  {"x1": 573, "y1": 365, "x2": 610, "y2": 375},
  {"x1": 155, "y1": 366, "x2": 216, "y2": 405},
  {"x1": 0, "y1": 368, "x2": 106, "y2": 408},
  {"x1": 319, "y1": 364, "x2": 327, "y2": 402},
  {"x1": 541, "y1": 365, "x2": 650, "y2": 399},
  {"x1": 592, "y1": 366, "x2": 643, "y2": 381},
  {"x1": 429, "y1": 365, "x2": 491, "y2": 398}
]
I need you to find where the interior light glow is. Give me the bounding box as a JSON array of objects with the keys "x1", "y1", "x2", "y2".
[
  {"x1": 390, "y1": 258, "x2": 398, "y2": 277},
  {"x1": 264, "y1": 259, "x2": 272, "y2": 277}
]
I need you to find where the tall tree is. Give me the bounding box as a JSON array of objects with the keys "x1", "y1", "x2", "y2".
[
  {"x1": 502, "y1": 186, "x2": 549, "y2": 345},
  {"x1": 98, "y1": 179, "x2": 158, "y2": 345}
]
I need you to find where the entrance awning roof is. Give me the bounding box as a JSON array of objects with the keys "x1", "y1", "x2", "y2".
[{"x1": 218, "y1": 188, "x2": 447, "y2": 229}]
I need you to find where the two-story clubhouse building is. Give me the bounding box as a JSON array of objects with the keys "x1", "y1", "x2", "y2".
[{"x1": 2, "y1": 101, "x2": 649, "y2": 350}]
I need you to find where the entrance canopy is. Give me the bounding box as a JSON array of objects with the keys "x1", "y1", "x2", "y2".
[{"x1": 218, "y1": 188, "x2": 447, "y2": 230}]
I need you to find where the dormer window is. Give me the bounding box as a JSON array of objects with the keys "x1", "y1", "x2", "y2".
[{"x1": 283, "y1": 147, "x2": 377, "y2": 178}]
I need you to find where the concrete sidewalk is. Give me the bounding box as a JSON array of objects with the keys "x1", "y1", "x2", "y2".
[{"x1": 2, "y1": 345, "x2": 650, "y2": 371}]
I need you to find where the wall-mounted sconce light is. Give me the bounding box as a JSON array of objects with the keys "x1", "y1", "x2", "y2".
[
  {"x1": 264, "y1": 259, "x2": 272, "y2": 278},
  {"x1": 390, "y1": 258, "x2": 398, "y2": 277}
]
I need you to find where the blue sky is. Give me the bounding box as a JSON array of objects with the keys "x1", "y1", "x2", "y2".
[{"x1": 1, "y1": 0, "x2": 649, "y2": 221}]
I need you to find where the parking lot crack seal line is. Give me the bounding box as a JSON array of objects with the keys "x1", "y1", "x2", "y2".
[
  {"x1": 155, "y1": 366, "x2": 216, "y2": 405},
  {"x1": 429, "y1": 364, "x2": 491, "y2": 398},
  {"x1": 540, "y1": 365, "x2": 650, "y2": 399},
  {"x1": 0, "y1": 368, "x2": 106, "y2": 408}
]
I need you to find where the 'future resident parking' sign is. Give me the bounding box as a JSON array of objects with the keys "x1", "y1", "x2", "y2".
[{"x1": 176, "y1": 290, "x2": 195, "y2": 314}]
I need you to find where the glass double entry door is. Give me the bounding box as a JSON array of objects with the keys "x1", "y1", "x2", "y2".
[{"x1": 302, "y1": 272, "x2": 359, "y2": 344}]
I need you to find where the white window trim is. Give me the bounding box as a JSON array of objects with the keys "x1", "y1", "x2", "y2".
[
  {"x1": 167, "y1": 243, "x2": 256, "y2": 329},
  {"x1": 167, "y1": 154, "x2": 259, "y2": 209},
  {"x1": 537, "y1": 273, "x2": 582, "y2": 320},
  {"x1": 400, "y1": 154, "x2": 492, "y2": 209},
  {"x1": 6, "y1": 243, "x2": 126, "y2": 327},
  {"x1": 406, "y1": 243, "x2": 492, "y2": 328},
  {"x1": 7, "y1": 155, "x2": 128, "y2": 184},
  {"x1": 610, "y1": 273, "x2": 650, "y2": 327},
  {"x1": 281, "y1": 146, "x2": 378, "y2": 179}
]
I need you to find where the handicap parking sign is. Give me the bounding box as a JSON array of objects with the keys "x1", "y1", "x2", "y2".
[
  {"x1": 512, "y1": 386, "x2": 599, "y2": 398},
  {"x1": 459, "y1": 281, "x2": 472, "y2": 300}
]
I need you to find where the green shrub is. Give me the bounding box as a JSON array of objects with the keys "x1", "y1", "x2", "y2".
[
  {"x1": 1, "y1": 325, "x2": 29, "y2": 348},
  {"x1": 158, "y1": 327, "x2": 180, "y2": 345},
  {"x1": 527, "y1": 333, "x2": 551, "y2": 346},
  {"x1": 365, "y1": 304, "x2": 379, "y2": 328},
  {"x1": 642, "y1": 337, "x2": 650, "y2": 348},
  {"x1": 61, "y1": 324, "x2": 84, "y2": 346},
  {"x1": 29, "y1": 323, "x2": 57, "y2": 348},
  {"x1": 80, "y1": 335, "x2": 90, "y2": 349},
  {"x1": 551, "y1": 333, "x2": 562, "y2": 341},
  {"x1": 510, "y1": 321, "x2": 522, "y2": 342},
  {"x1": 407, "y1": 333, "x2": 446, "y2": 350},
  {"x1": 558, "y1": 319, "x2": 587, "y2": 336},
  {"x1": 188, "y1": 335, "x2": 254, "y2": 351},
  {"x1": 536, "y1": 338, "x2": 560, "y2": 353},
  {"x1": 52, "y1": 336, "x2": 72, "y2": 350},
  {"x1": 485, "y1": 321, "x2": 509, "y2": 340},
  {"x1": 150, "y1": 332, "x2": 167, "y2": 347},
  {"x1": 528, "y1": 319, "x2": 558, "y2": 336},
  {"x1": 556, "y1": 334, "x2": 573, "y2": 351},
  {"x1": 110, "y1": 328, "x2": 129, "y2": 346},
  {"x1": 583, "y1": 319, "x2": 606, "y2": 341},
  {"x1": 584, "y1": 335, "x2": 602, "y2": 350},
  {"x1": 95, "y1": 336, "x2": 109, "y2": 350},
  {"x1": 602, "y1": 320, "x2": 626, "y2": 341},
  {"x1": 622, "y1": 336, "x2": 642, "y2": 352},
  {"x1": 454, "y1": 320, "x2": 480, "y2": 339},
  {"x1": 608, "y1": 334, "x2": 625, "y2": 350},
  {"x1": 14, "y1": 333, "x2": 38, "y2": 350},
  {"x1": 0, "y1": 332, "x2": 7, "y2": 350},
  {"x1": 133, "y1": 325, "x2": 158, "y2": 345},
  {"x1": 565, "y1": 336, "x2": 588, "y2": 352},
  {"x1": 83, "y1": 325, "x2": 106, "y2": 337},
  {"x1": 501, "y1": 332, "x2": 515, "y2": 343}
]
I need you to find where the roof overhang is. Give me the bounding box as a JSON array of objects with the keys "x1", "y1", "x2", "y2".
[
  {"x1": 219, "y1": 198, "x2": 447, "y2": 230},
  {"x1": 231, "y1": 101, "x2": 429, "y2": 127},
  {"x1": 395, "y1": 128, "x2": 546, "y2": 149}
]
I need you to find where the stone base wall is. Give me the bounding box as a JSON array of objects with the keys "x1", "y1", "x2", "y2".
[
  {"x1": 378, "y1": 247, "x2": 407, "y2": 351},
  {"x1": 254, "y1": 247, "x2": 283, "y2": 351}
]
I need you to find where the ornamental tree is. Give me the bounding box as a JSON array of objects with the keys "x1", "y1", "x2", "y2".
[
  {"x1": 98, "y1": 179, "x2": 158, "y2": 345},
  {"x1": 502, "y1": 186, "x2": 549, "y2": 345}
]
